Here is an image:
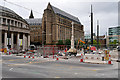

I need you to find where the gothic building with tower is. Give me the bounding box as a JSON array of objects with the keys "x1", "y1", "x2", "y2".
[
  {"x1": 0, "y1": 5, "x2": 30, "y2": 50},
  {"x1": 42, "y1": 3, "x2": 84, "y2": 44},
  {"x1": 25, "y1": 10, "x2": 42, "y2": 45}
]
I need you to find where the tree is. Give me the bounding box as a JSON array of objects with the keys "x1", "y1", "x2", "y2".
[
  {"x1": 113, "y1": 40, "x2": 117, "y2": 45},
  {"x1": 109, "y1": 40, "x2": 118, "y2": 48},
  {"x1": 65, "y1": 39, "x2": 71, "y2": 45},
  {"x1": 56, "y1": 40, "x2": 64, "y2": 45},
  {"x1": 93, "y1": 40, "x2": 101, "y2": 47},
  {"x1": 109, "y1": 40, "x2": 118, "y2": 45}
]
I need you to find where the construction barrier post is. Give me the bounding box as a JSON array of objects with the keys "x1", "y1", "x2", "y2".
[
  {"x1": 56, "y1": 54, "x2": 59, "y2": 61},
  {"x1": 24, "y1": 56, "x2": 26, "y2": 58},
  {"x1": 80, "y1": 54, "x2": 83, "y2": 62},
  {"x1": 108, "y1": 54, "x2": 112, "y2": 64}
]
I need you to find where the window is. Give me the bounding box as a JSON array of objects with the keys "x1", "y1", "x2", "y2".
[
  {"x1": 7, "y1": 19, "x2": 10, "y2": 25},
  {"x1": 3, "y1": 18, "x2": 6, "y2": 24}
]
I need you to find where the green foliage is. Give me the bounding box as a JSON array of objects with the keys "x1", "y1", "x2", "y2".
[
  {"x1": 93, "y1": 40, "x2": 97, "y2": 44},
  {"x1": 65, "y1": 39, "x2": 71, "y2": 45},
  {"x1": 93, "y1": 40, "x2": 101, "y2": 46},
  {"x1": 56, "y1": 40, "x2": 64, "y2": 45},
  {"x1": 109, "y1": 40, "x2": 118, "y2": 45}
]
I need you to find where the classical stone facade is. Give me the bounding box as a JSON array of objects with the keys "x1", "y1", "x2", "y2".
[
  {"x1": 0, "y1": 5, "x2": 30, "y2": 50},
  {"x1": 42, "y1": 3, "x2": 84, "y2": 44}
]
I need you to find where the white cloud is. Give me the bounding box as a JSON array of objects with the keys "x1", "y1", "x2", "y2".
[{"x1": 0, "y1": 0, "x2": 118, "y2": 35}]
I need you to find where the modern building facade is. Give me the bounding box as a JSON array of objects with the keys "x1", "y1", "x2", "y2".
[
  {"x1": 26, "y1": 11, "x2": 42, "y2": 45},
  {"x1": 42, "y1": 3, "x2": 84, "y2": 44},
  {"x1": 107, "y1": 26, "x2": 120, "y2": 44},
  {"x1": 0, "y1": 5, "x2": 30, "y2": 50},
  {"x1": 84, "y1": 33, "x2": 96, "y2": 42}
]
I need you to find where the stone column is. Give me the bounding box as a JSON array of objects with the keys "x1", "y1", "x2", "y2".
[
  {"x1": 17, "y1": 22, "x2": 19, "y2": 27},
  {"x1": 71, "y1": 22, "x2": 74, "y2": 49},
  {"x1": 0, "y1": 18, "x2": 3, "y2": 24},
  {"x1": 4, "y1": 32, "x2": 7, "y2": 48},
  {"x1": 13, "y1": 20, "x2": 15, "y2": 26},
  {"x1": 9, "y1": 20, "x2": 11, "y2": 25},
  {"x1": 11, "y1": 33, "x2": 14, "y2": 48},
  {"x1": 65, "y1": 27, "x2": 66, "y2": 40},
  {"x1": 17, "y1": 33, "x2": 19, "y2": 50},
  {"x1": 0, "y1": 30, "x2": 2, "y2": 49},
  {"x1": 28, "y1": 35, "x2": 30, "y2": 48}
]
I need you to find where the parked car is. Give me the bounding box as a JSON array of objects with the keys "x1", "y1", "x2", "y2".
[{"x1": 29, "y1": 45, "x2": 37, "y2": 50}]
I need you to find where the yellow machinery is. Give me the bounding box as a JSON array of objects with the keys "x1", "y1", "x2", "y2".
[
  {"x1": 77, "y1": 40, "x2": 90, "y2": 51},
  {"x1": 78, "y1": 40, "x2": 85, "y2": 44}
]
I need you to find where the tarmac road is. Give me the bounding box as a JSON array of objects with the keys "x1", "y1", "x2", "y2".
[{"x1": 1, "y1": 55, "x2": 119, "y2": 78}]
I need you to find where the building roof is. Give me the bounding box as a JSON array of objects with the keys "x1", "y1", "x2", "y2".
[
  {"x1": 51, "y1": 5, "x2": 81, "y2": 24},
  {"x1": 109, "y1": 26, "x2": 120, "y2": 29},
  {"x1": 0, "y1": 5, "x2": 28, "y2": 24},
  {"x1": 25, "y1": 18, "x2": 42, "y2": 25}
]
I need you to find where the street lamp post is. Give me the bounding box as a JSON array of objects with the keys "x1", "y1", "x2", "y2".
[
  {"x1": 7, "y1": 23, "x2": 10, "y2": 49},
  {"x1": 91, "y1": 5, "x2": 93, "y2": 46}
]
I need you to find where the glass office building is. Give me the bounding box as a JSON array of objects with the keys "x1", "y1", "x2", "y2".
[{"x1": 108, "y1": 26, "x2": 120, "y2": 42}]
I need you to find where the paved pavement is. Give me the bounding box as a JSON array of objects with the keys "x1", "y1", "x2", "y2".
[{"x1": 1, "y1": 54, "x2": 119, "y2": 78}]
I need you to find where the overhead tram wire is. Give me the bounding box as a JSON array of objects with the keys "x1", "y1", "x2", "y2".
[{"x1": 4, "y1": 0, "x2": 43, "y2": 15}]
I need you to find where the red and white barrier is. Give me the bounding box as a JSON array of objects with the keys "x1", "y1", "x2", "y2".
[
  {"x1": 23, "y1": 52, "x2": 36, "y2": 59},
  {"x1": 85, "y1": 56, "x2": 100, "y2": 60}
]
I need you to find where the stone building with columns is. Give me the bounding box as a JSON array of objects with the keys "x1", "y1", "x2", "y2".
[
  {"x1": 0, "y1": 5, "x2": 30, "y2": 50},
  {"x1": 42, "y1": 3, "x2": 84, "y2": 44}
]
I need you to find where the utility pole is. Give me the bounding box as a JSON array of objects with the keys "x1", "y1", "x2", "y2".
[
  {"x1": 97, "y1": 20, "x2": 99, "y2": 50},
  {"x1": 91, "y1": 5, "x2": 93, "y2": 46}
]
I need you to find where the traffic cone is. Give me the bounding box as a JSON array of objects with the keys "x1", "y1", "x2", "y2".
[
  {"x1": 9, "y1": 52, "x2": 11, "y2": 55},
  {"x1": 108, "y1": 54, "x2": 112, "y2": 64},
  {"x1": 80, "y1": 54, "x2": 83, "y2": 62},
  {"x1": 24, "y1": 56, "x2": 26, "y2": 58}
]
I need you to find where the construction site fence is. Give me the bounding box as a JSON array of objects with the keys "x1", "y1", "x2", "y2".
[
  {"x1": 36, "y1": 44, "x2": 119, "y2": 51},
  {"x1": 36, "y1": 47, "x2": 58, "y2": 56}
]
